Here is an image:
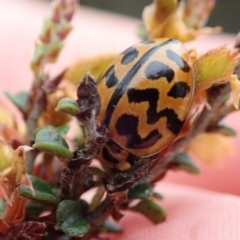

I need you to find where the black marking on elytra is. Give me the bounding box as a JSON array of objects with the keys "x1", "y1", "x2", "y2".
[
  {"x1": 107, "y1": 139, "x2": 122, "y2": 154},
  {"x1": 115, "y1": 114, "x2": 162, "y2": 149},
  {"x1": 167, "y1": 82, "x2": 190, "y2": 98},
  {"x1": 103, "y1": 39, "x2": 173, "y2": 128},
  {"x1": 145, "y1": 61, "x2": 175, "y2": 82},
  {"x1": 168, "y1": 39, "x2": 180, "y2": 44},
  {"x1": 166, "y1": 49, "x2": 190, "y2": 72},
  {"x1": 102, "y1": 147, "x2": 119, "y2": 164},
  {"x1": 127, "y1": 88, "x2": 184, "y2": 133},
  {"x1": 160, "y1": 108, "x2": 184, "y2": 134},
  {"x1": 121, "y1": 47, "x2": 139, "y2": 65},
  {"x1": 140, "y1": 40, "x2": 156, "y2": 45},
  {"x1": 103, "y1": 65, "x2": 119, "y2": 88},
  {"x1": 126, "y1": 153, "x2": 138, "y2": 167}
]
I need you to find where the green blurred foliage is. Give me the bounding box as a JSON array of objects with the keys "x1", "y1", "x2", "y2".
[{"x1": 80, "y1": 0, "x2": 240, "y2": 33}]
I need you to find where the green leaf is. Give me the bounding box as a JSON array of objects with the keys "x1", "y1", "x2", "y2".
[
  {"x1": 152, "y1": 192, "x2": 163, "y2": 200},
  {"x1": 130, "y1": 199, "x2": 166, "y2": 224},
  {"x1": 0, "y1": 199, "x2": 5, "y2": 214},
  {"x1": 33, "y1": 127, "x2": 73, "y2": 161},
  {"x1": 90, "y1": 186, "x2": 105, "y2": 211},
  {"x1": 128, "y1": 180, "x2": 153, "y2": 200},
  {"x1": 31, "y1": 44, "x2": 46, "y2": 71},
  {"x1": 89, "y1": 166, "x2": 105, "y2": 178},
  {"x1": 26, "y1": 203, "x2": 44, "y2": 217},
  {"x1": 56, "y1": 125, "x2": 70, "y2": 136},
  {"x1": 19, "y1": 176, "x2": 57, "y2": 204},
  {"x1": 213, "y1": 124, "x2": 237, "y2": 136},
  {"x1": 46, "y1": 40, "x2": 63, "y2": 63},
  {"x1": 55, "y1": 97, "x2": 80, "y2": 116},
  {"x1": 137, "y1": 23, "x2": 148, "y2": 40},
  {"x1": 34, "y1": 125, "x2": 69, "y2": 138},
  {"x1": 5, "y1": 91, "x2": 28, "y2": 113},
  {"x1": 56, "y1": 200, "x2": 90, "y2": 237},
  {"x1": 172, "y1": 153, "x2": 200, "y2": 174},
  {"x1": 101, "y1": 220, "x2": 122, "y2": 233}
]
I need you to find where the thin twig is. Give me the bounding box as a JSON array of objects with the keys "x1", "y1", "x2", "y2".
[
  {"x1": 25, "y1": 79, "x2": 47, "y2": 173},
  {"x1": 59, "y1": 75, "x2": 109, "y2": 201},
  {"x1": 25, "y1": 0, "x2": 77, "y2": 173}
]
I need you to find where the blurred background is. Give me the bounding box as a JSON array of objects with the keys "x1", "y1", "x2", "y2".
[{"x1": 80, "y1": 0, "x2": 240, "y2": 34}]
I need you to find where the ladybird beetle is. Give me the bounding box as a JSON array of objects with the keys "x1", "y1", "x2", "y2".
[{"x1": 96, "y1": 38, "x2": 194, "y2": 170}]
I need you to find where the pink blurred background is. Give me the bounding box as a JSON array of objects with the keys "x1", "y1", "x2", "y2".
[{"x1": 1, "y1": 1, "x2": 240, "y2": 239}]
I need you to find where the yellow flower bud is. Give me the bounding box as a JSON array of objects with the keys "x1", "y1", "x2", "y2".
[
  {"x1": 186, "y1": 133, "x2": 235, "y2": 166},
  {"x1": 0, "y1": 141, "x2": 32, "y2": 203}
]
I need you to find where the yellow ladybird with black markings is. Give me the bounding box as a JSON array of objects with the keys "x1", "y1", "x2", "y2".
[{"x1": 96, "y1": 38, "x2": 194, "y2": 170}]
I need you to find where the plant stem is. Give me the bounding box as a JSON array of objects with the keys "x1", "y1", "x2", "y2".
[
  {"x1": 59, "y1": 75, "x2": 108, "y2": 201},
  {"x1": 25, "y1": 80, "x2": 47, "y2": 173},
  {"x1": 59, "y1": 158, "x2": 94, "y2": 201}
]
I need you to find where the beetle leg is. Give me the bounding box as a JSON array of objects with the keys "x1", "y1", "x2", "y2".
[{"x1": 103, "y1": 154, "x2": 159, "y2": 204}]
